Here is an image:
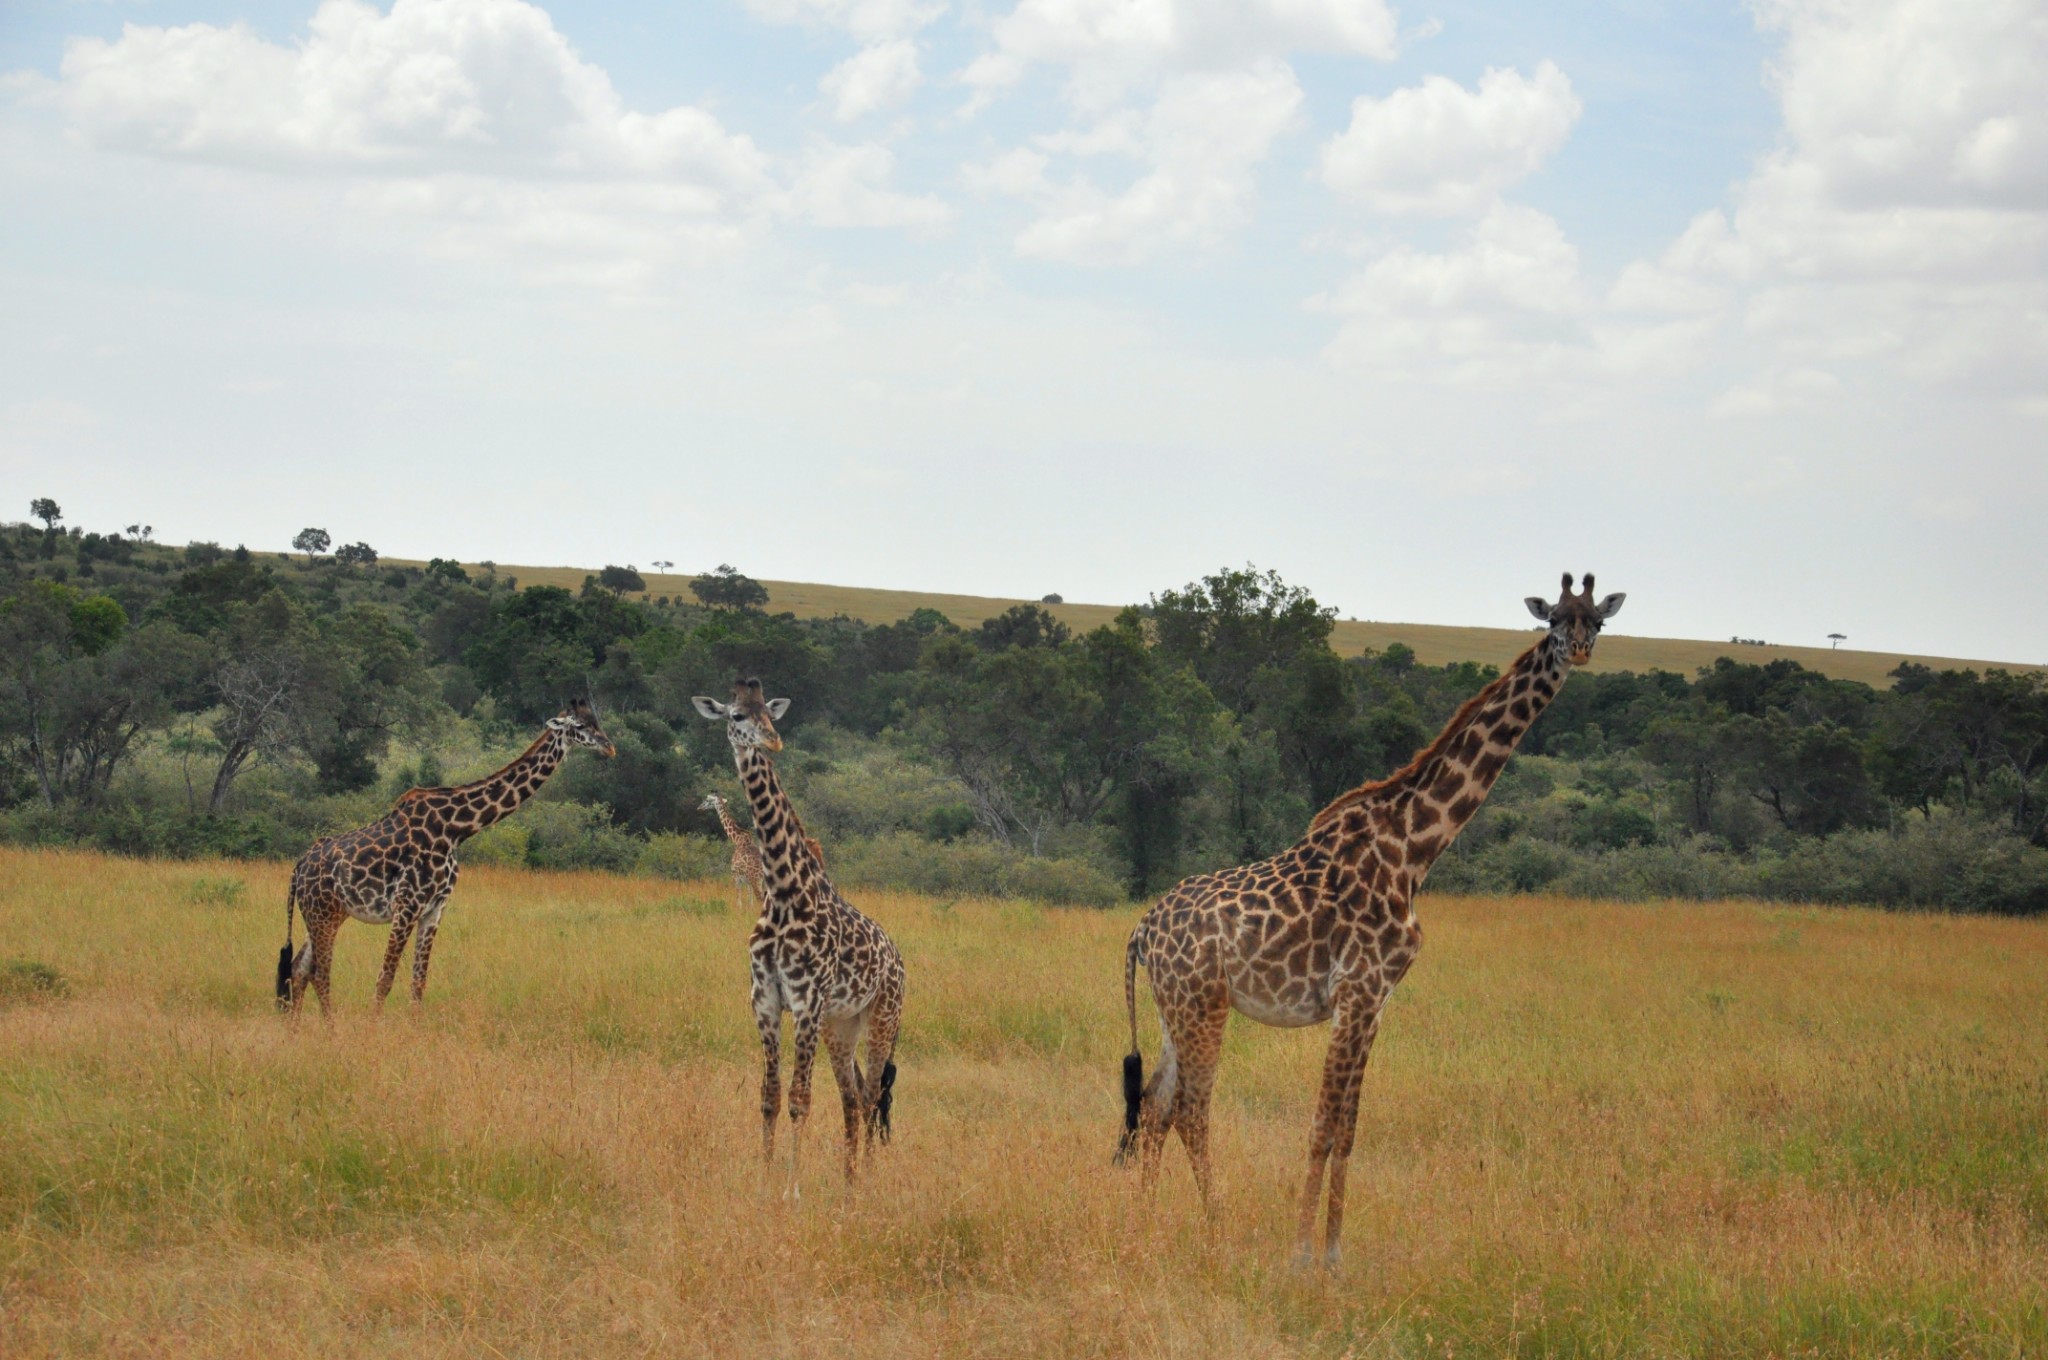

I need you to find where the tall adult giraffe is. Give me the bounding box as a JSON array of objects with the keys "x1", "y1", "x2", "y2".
[
  {"x1": 1118, "y1": 574, "x2": 1625, "y2": 1267},
  {"x1": 278, "y1": 699, "x2": 614, "y2": 1017},
  {"x1": 700, "y1": 792, "x2": 768, "y2": 912},
  {"x1": 694, "y1": 678, "x2": 903, "y2": 1194}
]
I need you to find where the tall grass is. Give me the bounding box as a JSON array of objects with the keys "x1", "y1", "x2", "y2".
[{"x1": 4, "y1": 846, "x2": 2045, "y2": 1356}]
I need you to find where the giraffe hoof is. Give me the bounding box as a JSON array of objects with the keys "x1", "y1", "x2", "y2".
[{"x1": 1289, "y1": 1245, "x2": 1318, "y2": 1272}]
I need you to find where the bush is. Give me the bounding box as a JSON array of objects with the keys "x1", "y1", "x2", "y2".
[
  {"x1": 462, "y1": 821, "x2": 531, "y2": 867},
  {"x1": 0, "y1": 959, "x2": 68, "y2": 1005},
  {"x1": 634, "y1": 833, "x2": 728, "y2": 881},
  {"x1": 1552, "y1": 838, "x2": 1747, "y2": 901},
  {"x1": 826, "y1": 832, "x2": 1124, "y2": 906},
  {"x1": 1754, "y1": 813, "x2": 2048, "y2": 914},
  {"x1": 517, "y1": 800, "x2": 641, "y2": 874}
]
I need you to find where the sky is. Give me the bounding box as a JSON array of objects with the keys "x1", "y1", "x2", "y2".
[{"x1": 1, "y1": 0, "x2": 2043, "y2": 664}]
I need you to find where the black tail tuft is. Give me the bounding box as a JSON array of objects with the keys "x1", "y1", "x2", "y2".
[
  {"x1": 274, "y1": 943, "x2": 294, "y2": 1011},
  {"x1": 873, "y1": 1061, "x2": 897, "y2": 1144},
  {"x1": 1113, "y1": 1051, "x2": 1144, "y2": 1165}
]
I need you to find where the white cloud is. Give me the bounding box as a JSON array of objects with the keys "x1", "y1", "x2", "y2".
[
  {"x1": 784, "y1": 141, "x2": 953, "y2": 230},
  {"x1": 975, "y1": 58, "x2": 1303, "y2": 264},
  {"x1": 820, "y1": 39, "x2": 923, "y2": 121},
  {"x1": 1759, "y1": 0, "x2": 2048, "y2": 210},
  {"x1": 963, "y1": 0, "x2": 1396, "y2": 109},
  {"x1": 1649, "y1": 0, "x2": 2048, "y2": 403},
  {"x1": 748, "y1": 0, "x2": 944, "y2": 42},
  {"x1": 28, "y1": 0, "x2": 962, "y2": 286},
  {"x1": 1319, "y1": 62, "x2": 1580, "y2": 216},
  {"x1": 1313, "y1": 202, "x2": 1589, "y2": 381},
  {"x1": 57, "y1": 0, "x2": 769, "y2": 190}
]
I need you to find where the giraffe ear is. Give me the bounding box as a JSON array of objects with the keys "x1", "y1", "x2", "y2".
[
  {"x1": 1525, "y1": 597, "x2": 1553, "y2": 622},
  {"x1": 766, "y1": 698, "x2": 791, "y2": 719},
  {"x1": 691, "y1": 697, "x2": 728, "y2": 720},
  {"x1": 1595, "y1": 592, "x2": 1627, "y2": 619}
]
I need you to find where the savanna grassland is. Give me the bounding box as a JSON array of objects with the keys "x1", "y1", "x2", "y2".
[{"x1": 4, "y1": 846, "x2": 2046, "y2": 1358}]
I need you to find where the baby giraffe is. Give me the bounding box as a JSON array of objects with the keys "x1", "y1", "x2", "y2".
[
  {"x1": 700, "y1": 792, "x2": 768, "y2": 912},
  {"x1": 694, "y1": 679, "x2": 904, "y2": 1194},
  {"x1": 279, "y1": 698, "x2": 614, "y2": 1017}
]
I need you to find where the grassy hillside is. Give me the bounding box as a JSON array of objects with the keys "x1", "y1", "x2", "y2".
[
  {"x1": 399, "y1": 560, "x2": 2038, "y2": 688},
  {"x1": 5, "y1": 846, "x2": 2045, "y2": 1356}
]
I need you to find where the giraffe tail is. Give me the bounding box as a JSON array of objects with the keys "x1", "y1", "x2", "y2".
[
  {"x1": 1114, "y1": 925, "x2": 1146, "y2": 1166},
  {"x1": 874, "y1": 1061, "x2": 897, "y2": 1144},
  {"x1": 275, "y1": 879, "x2": 296, "y2": 1011}
]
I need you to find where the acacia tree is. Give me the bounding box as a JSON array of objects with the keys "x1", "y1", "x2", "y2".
[
  {"x1": 690, "y1": 564, "x2": 769, "y2": 611},
  {"x1": 291, "y1": 527, "x2": 331, "y2": 562}
]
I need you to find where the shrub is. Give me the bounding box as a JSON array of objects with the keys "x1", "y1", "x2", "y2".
[
  {"x1": 635, "y1": 833, "x2": 728, "y2": 881},
  {"x1": 0, "y1": 959, "x2": 68, "y2": 1006},
  {"x1": 826, "y1": 832, "x2": 1124, "y2": 906},
  {"x1": 518, "y1": 800, "x2": 641, "y2": 874}
]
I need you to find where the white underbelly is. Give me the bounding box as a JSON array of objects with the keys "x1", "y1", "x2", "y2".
[
  {"x1": 1230, "y1": 989, "x2": 1332, "y2": 1028},
  {"x1": 344, "y1": 896, "x2": 395, "y2": 925}
]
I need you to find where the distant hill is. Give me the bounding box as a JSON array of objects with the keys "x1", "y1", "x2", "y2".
[{"x1": 394, "y1": 560, "x2": 2038, "y2": 689}]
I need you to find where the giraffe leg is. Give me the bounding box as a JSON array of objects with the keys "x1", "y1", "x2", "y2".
[
  {"x1": 1163, "y1": 979, "x2": 1220, "y2": 1212},
  {"x1": 1168, "y1": 1025, "x2": 1225, "y2": 1212},
  {"x1": 822, "y1": 1018, "x2": 862, "y2": 1184},
  {"x1": 1135, "y1": 1031, "x2": 1179, "y2": 1193},
  {"x1": 786, "y1": 1004, "x2": 822, "y2": 1201},
  {"x1": 860, "y1": 992, "x2": 901, "y2": 1158},
  {"x1": 373, "y1": 905, "x2": 418, "y2": 1010},
  {"x1": 307, "y1": 915, "x2": 342, "y2": 1021},
  {"x1": 408, "y1": 909, "x2": 445, "y2": 1006},
  {"x1": 286, "y1": 903, "x2": 320, "y2": 1018},
  {"x1": 1320, "y1": 1015, "x2": 1381, "y2": 1269},
  {"x1": 1294, "y1": 1003, "x2": 1381, "y2": 1268},
  {"x1": 751, "y1": 969, "x2": 782, "y2": 1177}
]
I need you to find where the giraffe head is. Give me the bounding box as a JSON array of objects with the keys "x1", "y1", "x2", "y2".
[
  {"x1": 1524, "y1": 572, "x2": 1626, "y2": 666},
  {"x1": 546, "y1": 696, "x2": 617, "y2": 757},
  {"x1": 691, "y1": 677, "x2": 789, "y2": 754},
  {"x1": 698, "y1": 793, "x2": 726, "y2": 813}
]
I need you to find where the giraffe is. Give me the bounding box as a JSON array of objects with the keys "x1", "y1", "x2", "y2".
[
  {"x1": 1117, "y1": 573, "x2": 1625, "y2": 1267},
  {"x1": 693, "y1": 678, "x2": 904, "y2": 1194},
  {"x1": 277, "y1": 698, "x2": 615, "y2": 1017},
  {"x1": 701, "y1": 792, "x2": 768, "y2": 913}
]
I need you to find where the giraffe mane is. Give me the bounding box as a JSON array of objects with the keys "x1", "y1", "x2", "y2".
[{"x1": 1306, "y1": 635, "x2": 1543, "y2": 834}]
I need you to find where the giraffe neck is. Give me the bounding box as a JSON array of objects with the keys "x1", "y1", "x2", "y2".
[
  {"x1": 441, "y1": 727, "x2": 569, "y2": 839},
  {"x1": 733, "y1": 745, "x2": 821, "y2": 914},
  {"x1": 1398, "y1": 633, "x2": 1568, "y2": 870},
  {"x1": 1316, "y1": 633, "x2": 1569, "y2": 877},
  {"x1": 715, "y1": 802, "x2": 749, "y2": 846}
]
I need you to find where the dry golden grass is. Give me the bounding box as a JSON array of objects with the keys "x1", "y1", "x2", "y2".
[
  {"x1": 5, "y1": 845, "x2": 2046, "y2": 1357},
  {"x1": 386, "y1": 558, "x2": 2040, "y2": 688}
]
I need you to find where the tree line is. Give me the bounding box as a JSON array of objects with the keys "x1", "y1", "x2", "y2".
[{"x1": 3, "y1": 507, "x2": 2043, "y2": 912}]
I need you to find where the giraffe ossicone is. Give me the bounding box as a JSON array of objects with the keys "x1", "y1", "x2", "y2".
[
  {"x1": 693, "y1": 677, "x2": 904, "y2": 1194},
  {"x1": 276, "y1": 697, "x2": 614, "y2": 1018},
  {"x1": 1118, "y1": 574, "x2": 1625, "y2": 1268}
]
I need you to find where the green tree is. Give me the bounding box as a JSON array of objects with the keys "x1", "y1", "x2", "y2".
[
  {"x1": 1148, "y1": 565, "x2": 1335, "y2": 716},
  {"x1": 0, "y1": 580, "x2": 204, "y2": 806},
  {"x1": 29, "y1": 498, "x2": 61, "y2": 558},
  {"x1": 596, "y1": 565, "x2": 646, "y2": 597},
  {"x1": 690, "y1": 564, "x2": 770, "y2": 612},
  {"x1": 291, "y1": 527, "x2": 331, "y2": 561}
]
